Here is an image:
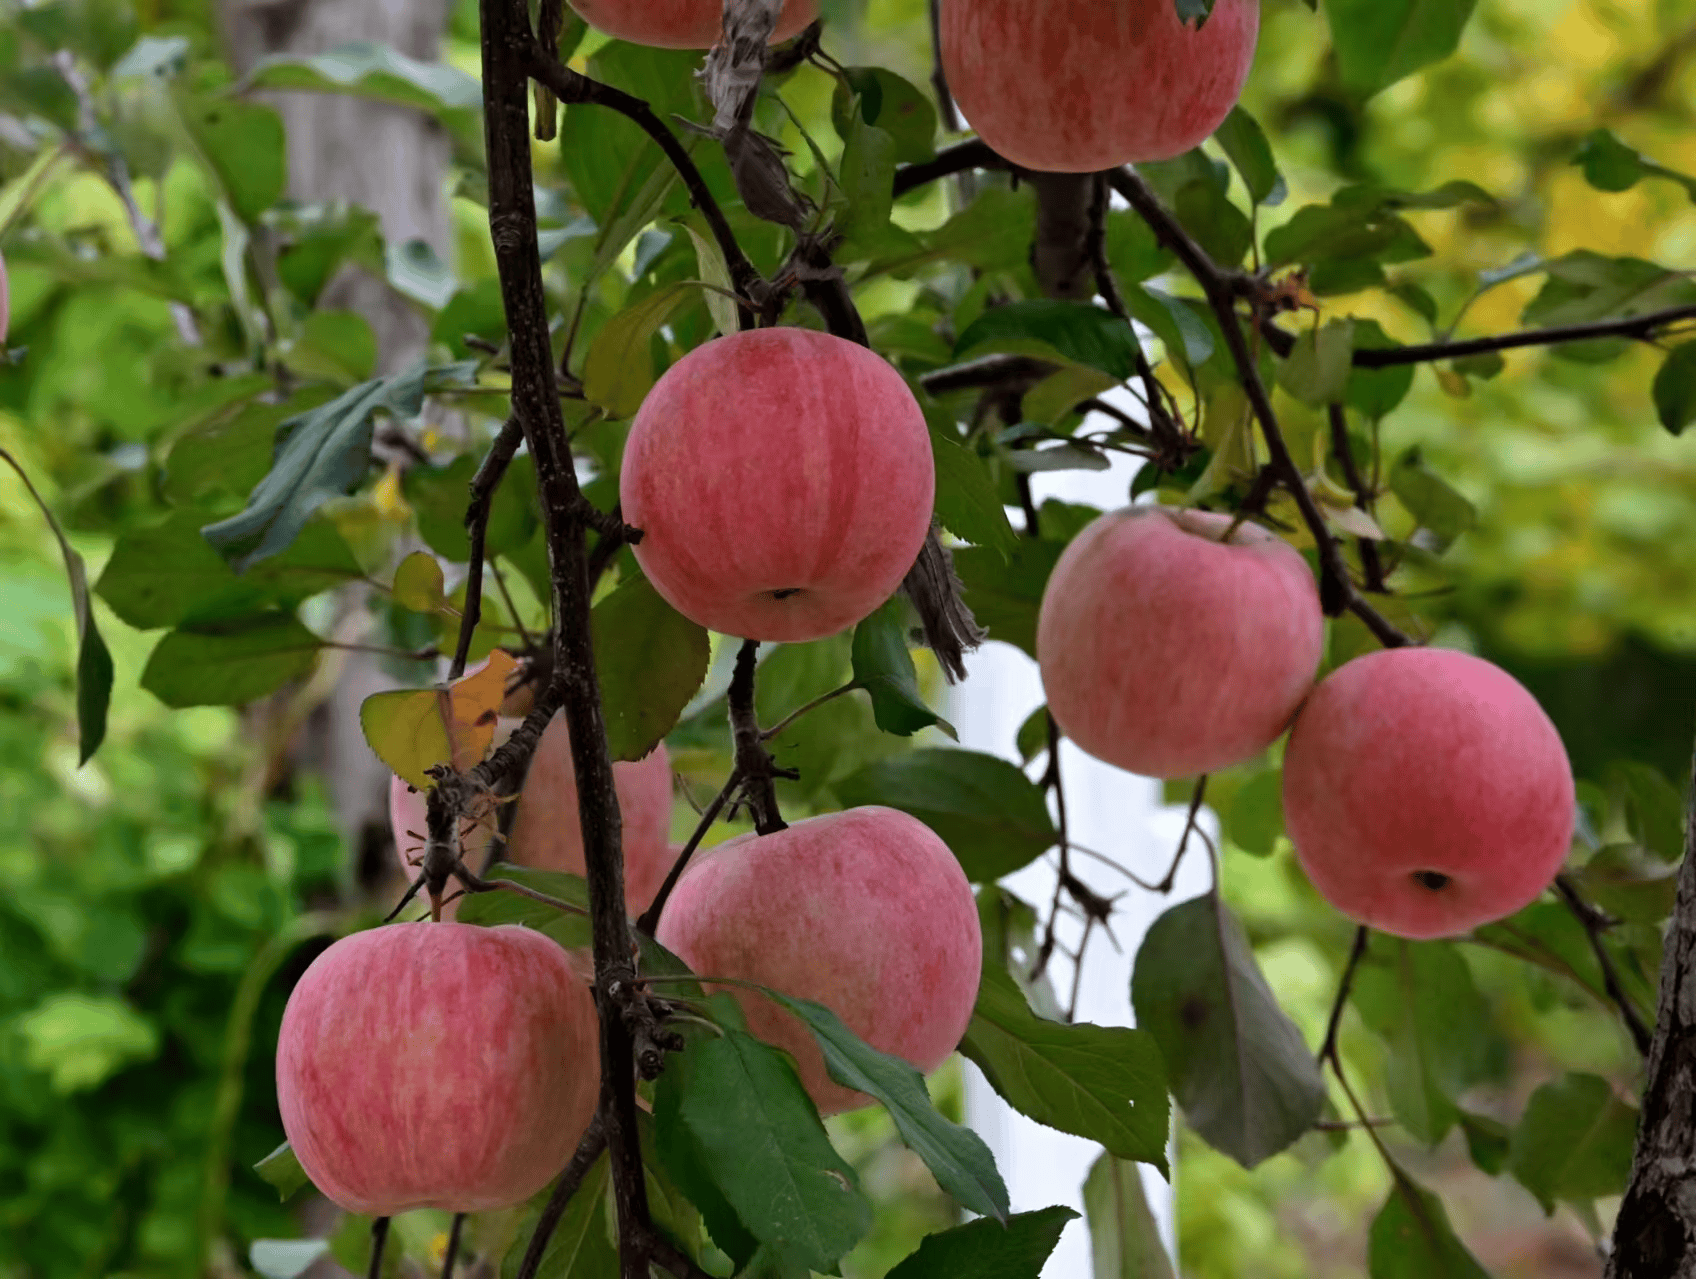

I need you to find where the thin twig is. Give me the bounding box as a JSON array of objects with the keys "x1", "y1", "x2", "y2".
[
  {"x1": 367, "y1": 1218, "x2": 390, "y2": 1279},
  {"x1": 513, "y1": 1117, "x2": 608, "y2": 1279},
  {"x1": 451, "y1": 416, "x2": 524, "y2": 679},
  {"x1": 441, "y1": 1213, "x2": 465, "y2": 1279},
  {"x1": 1318, "y1": 925, "x2": 1371, "y2": 1065},
  {"x1": 760, "y1": 681, "x2": 858, "y2": 741},
  {"x1": 635, "y1": 768, "x2": 742, "y2": 936},
  {"x1": 1326, "y1": 403, "x2": 1388, "y2": 593},
  {"x1": 1553, "y1": 873, "x2": 1653, "y2": 1055}
]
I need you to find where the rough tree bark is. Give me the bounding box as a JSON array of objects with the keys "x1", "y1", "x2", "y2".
[
  {"x1": 218, "y1": 0, "x2": 453, "y2": 870},
  {"x1": 1607, "y1": 734, "x2": 1696, "y2": 1278}
]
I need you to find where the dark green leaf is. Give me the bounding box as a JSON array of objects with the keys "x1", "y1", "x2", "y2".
[
  {"x1": 1368, "y1": 1171, "x2": 1492, "y2": 1278},
  {"x1": 1653, "y1": 342, "x2": 1696, "y2": 436},
  {"x1": 582, "y1": 281, "x2": 695, "y2": 418},
  {"x1": 1521, "y1": 251, "x2": 1696, "y2": 328},
  {"x1": 1458, "y1": 1109, "x2": 1511, "y2": 1176},
  {"x1": 404, "y1": 451, "x2": 537, "y2": 562},
  {"x1": 953, "y1": 539, "x2": 1065, "y2": 658},
  {"x1": 1351, "y1": 942, "x2": 1497, "y2": 1147},
  {"x1": 850, "y1": 598, "x2": 954, "y2": 738},
  {"x1": 831, "y1": 66, "x2": 936, "y2": 164},
  {"x1": 591, "y1": 575, "x2": 710, "y2": 761},
  {"x1": 140, "y1": 615, "x2": 323, "y2": 708},
  {"x1": 253, "y1": 1142, "x2": 309, "y2": 1202},
  {"x1": 1083, "y1": 1152, "x2": 1176, "y2": 1279},
  {"x1": 1389, "y1": 447, "x2": 1477, "y2": 552},
  {"x1": 962, "y1": 965, "x2": 1170, "y2": 1172},
  {"x1": 955, "y1": 301, "x2": 1141, "y2": 381},
  {"x1": 1277, "y1": 319, "x2": 1356, "y2": 406},
  {"x1": 1173, "y1": 177, "x2": 1253, "y2": 267},
  {"x1": 1572, "y1": 844, "x2": 1678, "y2": 924},
  {"x1": 834, "y1": 748, "x2": 1057, "y2": 881},
  {"x1": 1573, "y1": 128, "x2": 1696, "y2": 202},
  {"x1": 836, "y1": 116, "x2": 898, "y2": 249},
  {"x1": 766, "y1": 992, "x2": 1009, "y2": 1222},
  {"x1": 98, "y1": 511, "x2": 362, "y2": 630},
  {"x1": 1131, "y1": 896, "x2": 1324, "y2": 1167},
  {"x1": 931, "y1": 431, "x2": 1017, "y2": 556},
  {"x1": 178, "y1": 94, "x2": 287, "y2": 221},
  {"x1": 1507, "y1": 1073, "x2": 1636, "y2": 1213},
  {"x1": 1325, "y1": 0, "x2": 1481, "y2": 97},
  {"x1": 202, "y1": 362, "x2": 477, "y2": 571},
  {"x1": 652, "y1": 1073, "x2": 759, "y2": 1269},
  {"x1": 884, "y1": 1207, "x2": 1079, "y2": 1279},
  {"x1": 500, "y1": 1151, "x2": 615, "y2": 1279},
  {"x1": 1225, "y1": 769, "x2": 1285, "y2": 857},
  {"x1": 1015, "y1": 706, "x2": 1052, "y2": 765},
  {"x1": 430, "y1": 279, "x2": 509, "y2": 360},
  {"x1": 0, "y1": 449, "x2": 113, "y2": 764},
  {"x1": 1214, "y1": 107, "x2": 1284, "y2": 207},
  {"x1": 661, "y1": 1028, "x2": 871, "y2": 1273},
  {"x1": 454, "y1": 867, "x2": 592, "y2": 952},
  {"x1": 1121, "y1": 285, "x2": 1216, "y2": 368},
  {"x1": 164, "y1": 389, "x2": 333, "y2": 506},
  {"x1": 1263, "y1": 196, "x2": 1427, "y2": 271}
]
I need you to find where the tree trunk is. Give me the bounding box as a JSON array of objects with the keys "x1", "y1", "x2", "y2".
[
  {"x1": 217, "y1": 0, "x2": 452, "y2": 865},
  {"x1": 1607, "y1": 733, "x2": 1696, "y2": 1278}
]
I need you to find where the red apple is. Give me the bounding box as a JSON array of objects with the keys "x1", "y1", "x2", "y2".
[
  {"x1": 655, "y1": 806, "x2": 981, "y2": 1115},
  {"x1": 620, "y1": 328, "x2": 934, "y2": 642},
  {"x1": 1036, "y1": 507, "x2": 1324, "y2": 779},
  {"x1": 569, "y1": 0, "x2": 818, "y2": 49},
  {"x1": 276, "y1": 923, "x2": 599, "y2": 1215},
  {"x1": 940, "y1": 0, "x2": 1259, "y2": 172},
  {"x1": 507, "y1": 714, "x2": 676, "y2": 914},
  {"x1": 1282, "y1": 647, "x2": 1576, "y2": 940}
]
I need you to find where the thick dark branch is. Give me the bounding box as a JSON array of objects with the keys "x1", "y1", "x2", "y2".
[
  {"x1": 522, "y1": 45, "x2": 760, "y2": 305},
  {"x1": 1326, "y1": 404, "x2": 1388, "y2": 594},
  {"x1": 1111, "y1": 166, "x2": 1413, "y2": 650},
  {"x1": 729, "y1": 640, "x2": 787, "y2": 836},
  {"x1": 1554, "y1": 873, "x2": 1653, "y2": 1055},
  {"x1": 481, "y1": 4, "x2": 655, "y2": 1275},
  {"x1": 1029, "y1": 172, "x2": 1097, "y2": 302},
  {"x1": 1607, "y1": 732, "x2": 1696, "y2": 1279},
  {"x1": 450, "y1": 415, "x2": 525, "y2": 679},
  {"x1": 893, "y1": 139, "x2": 1005, "y2": 197},
  {"x1": 919, "y1": 354, "x2": 1059, "y2": 396},
  {"x1": 513, "y1": 1116, "x2": 608, "y2": 1279}
]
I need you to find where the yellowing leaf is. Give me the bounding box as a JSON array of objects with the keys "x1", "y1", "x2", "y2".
[
  {"x1": 359, "y1": 649, "x2": 517, "y2": 786},
  {"x1": 391, "y1": 550, "x2": 446, "y2": 612}
]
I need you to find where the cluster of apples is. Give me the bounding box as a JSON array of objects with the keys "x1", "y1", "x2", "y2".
[
  {"x1": 1036, "y1": 507, "x2": 1577, "y2": 940},
  {"x1": 275, "y1": 327, "x2": 985, "y2": 1216}
]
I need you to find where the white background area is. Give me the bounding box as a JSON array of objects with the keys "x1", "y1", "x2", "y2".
[{"x1": 948, "y1": 438, "x2": 1215, "y2": 1275}]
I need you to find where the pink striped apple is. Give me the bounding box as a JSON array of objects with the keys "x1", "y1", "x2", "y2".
[
  {"x1": 1036, "y1": 506, "x2": 1324, "y2": 779},
  {"x1": 1283, "y1": 647, "x2": 1576, "y2": 939},
  {"x1": 620, "y1": 328, "x2": 934, "y2": 643},
  {"x1": 568, "y1": 0, "x2": 818, "y2": 49},
  {"x1": 940, "y1": 0, "x2": 1259, "y2": 172},
  {"x1": 655, "y1": 806, "x2": 981, "y2": 1115},
  {"x1": 276, "y1": 923, "x2": 598, "y2": 1215}
]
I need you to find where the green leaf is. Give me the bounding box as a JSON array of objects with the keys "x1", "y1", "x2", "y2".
[
  {"x1": 19, "y1": 992, "x2": 160, "y2": 1093},
  {"x1": 140, "y1": 615, "x2": 323, "y2": 708},
  {"x1": 97, "y1": 511, "x2": 363, "y2": 630},
  {"x1": 0, "y1": 448, "x2": 113, "y2": 763},
  {"x1": 454, "y1": 867, "x2": 593, "y2": 952},
  {"x1": 178, "y1": 93, "x2": 287, "y2": 221},
  {"x1": 1573, "y1": 128, "x2": 1696, "y2": 202},
  {"x1": 203, "y1": 362, "x2": 477, "y2": 571},
  {"x1": 652, "y1": 1071, "x2": 759, "y2": 1269},
  {"x1": 1121, "y1": 285, "x2": 1216, "y2": 368},
  {"x1": 659, "y1": 1028, "x2": 871, "y2": 1273},
  {"x1": 1521, "y1": 251, "x2": 1696, "y2": 328},
  {"x1": 953, "y1": 539, "x2": 1066, "y2": 658},
  {"x1": 500, "y1": 1151, "x2": 615, "y2": 1279},
  {"x1": 1345, "y1": 321, "x2": 1417, "y2": 420},
  {"x1": 404, "y1": 452, "x2": 538, "y2": 562},
  {"x1": 1367, "y1": 1171, "x2": 1491, "y2": 1279},
  {"x1": 834, "y1": 748, "x2": 1057, "y2": 881},
  {"x1": 1213, "y1": 107, "x2": 1284, "y2": 207},
  {"x1": 961, "y1": 965, "x2": 1170, "y2": 1172},
  {"x1": 583, "y1": 281, "x2": 696, "y2": 419},
  {"x1": 1324, "y1": 0, "x2": 1480, "y2": 97},
  {"x1": 884, "y1": 1207, "x2": 1079, "y2": 1279},
  {"x1": 591, "y1": 574, "x2": 710, "y2": 761},
  {"x1": 253, "y1": 1142, "x2": 310, "y2": 1202},
  {"x1": 1083, "y1": 1152, "x2": 1177, "y2": 1279},
  {"x1": 164, "y1": 388, "x2": 332, "y2": 506},
  {"x1": 1389, "y1": 447, "x2": 1477, "y2": 552},
  {"x1": 243, "y1": 41, "x2": 481, "y2": 148},
  {"x1": 682, "y1": 219, "x2": 739, "y2": 338},
  {"x1": 766, "y1": 992, "x2": 1009, "y2": 1222},
  {"x1": 1351, "y1": 942, "x2": 1496, "y2": 1147},
  {"x1": 1277, "y1": 319, "x2": 1356, "y2": 406},
  {"x1": 850, "y1": 598, "x2": 954, "y2": 738},
  {"x1": 955, "y1": 301, "x2": 1141, "y2": 381},
  {"x1": 931, "y1": 431, "x2": 1018, "y2": 556},
  {"x1": 831, "y1": 66, "x2": 937, "y2": 164},
  {"x1": 1263, "y1": 195, "x2": 1428, "y2": 272},
  {"x1": 391, "y1": 552, "x2": 446, "y2": 613},
  {"x1": 1225, "y1": 769, "x2": 1285, "y2": 857},
  {"x1": 1609, "y1": 760, "x2": 1687, "y2": 863},
  {"x1": 1507, "y1": 1073, "x2": 1637, "y2": 1214},
  {"x1": 1458, "y1": 1109, "x2": 1511, "y2": 1176},
  {"x1": 1653, "y1": 342, "x2": 1696, "y2": 436},
  {"x1": 836, "y1": 116, "x2": 898, "y2": 248},
  {"x1": 1130, "y1": 896, "x2": 1324, "y2": 1167}
]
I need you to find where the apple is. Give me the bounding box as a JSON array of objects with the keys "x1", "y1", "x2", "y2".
[
  {"x1": 620, "y1": 328, "x2": 934, "y2": 643},
  {"x1": 568, "y1": 0, "x2": 818, "y2": 50},
  {"x1": 655, "y1": 806, "x2": 981, "y2": 1115},
  {"x1": 507, "y1": 714, "x2": 676, "y2": 914},
  {"x1": 276, "y1": 923, "x2": 599, "y2": 1215},
  {"x1": 1282, "y1": 647, "x2": 1576, "y2": 940},
  {"x1": 1036, "y1": 506, "x2": 1324, "y2": 779},
  {"x1": 939, "y1": 0, "x2": 1259, "y2": 172}
]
